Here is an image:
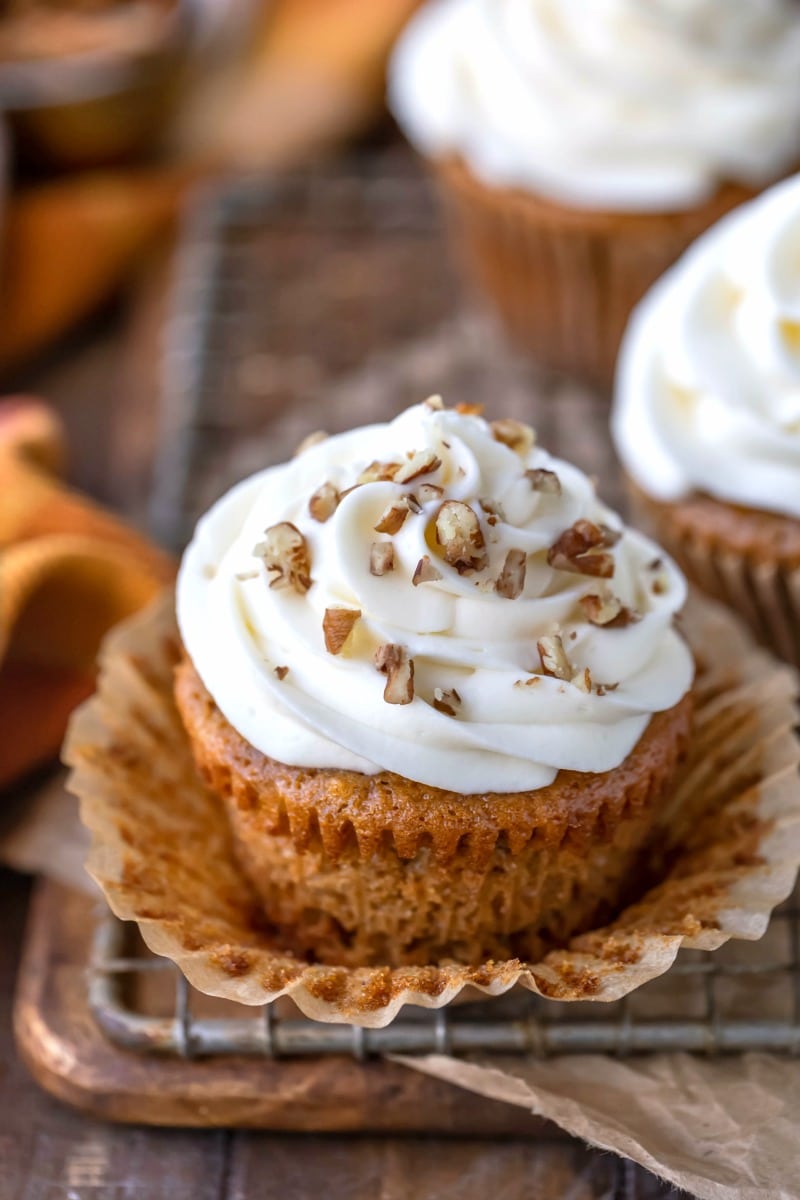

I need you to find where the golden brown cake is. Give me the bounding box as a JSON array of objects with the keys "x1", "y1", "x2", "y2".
[
  {"x1": 175, "y1": 657, "x2": 691, "y2": 966},
  {"x1": 174, "y1": 399, "x2": 695, "y2": 967}
]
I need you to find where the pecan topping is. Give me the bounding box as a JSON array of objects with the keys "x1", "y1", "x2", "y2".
[
  {"x1": 580, "y1": 592, "x2": 639, "y2": 628},
  {"x1": 491, "y1": 418, "x2": 535, "y2": 456},
  {"x1": 514, "y1": 676, "x2": 541, "y2": 689},
  {"x1": 435, "y1": 501, "x2": 488, "y2": 574},
  {"x1": 480, "y1": 498, "x2": 506, "y2": 521},
  {"x1": 294, "y1": 430, "x2": 327, "y2": 456},
  {"x1": 412, "y1": 555, "x2": 443, "y2": 586},
  {"x1": 537, "y1": 634, "x2": 572, "y2": 681},
  {"x1": 455, "y1": 402, "x2": 484, "y2": 415},
  {"x1": 417, "y1": 483, "x2": 444, "y2": 504},
  {"x1": 274, "y1": 665, "x2": 289, "y2": 680},
  {"x1": 323, "y1": 607, "x2": 361, "y2": 655},
  {"x1": 572, "y1": 666, "x2": 593, "y2": 693},
  {"x1": 495, "y1": 549, "x2": 527, "y2": 599},
  {"x1": 547, "y1": 520, "x2": 615, "y2": 579},
  {"x1": 358, "y1": 460, "x2": 401, "y2": 485},
  {"x1": 374, "y1": 497, "x2": 412, "y2": 535},
  {"x1": 598, "y1": 523, "x2": 622, "y2": 547},
  {"x1": 525, "y1": 468, "x2": 561, "y2": 495},
  {"x1": 254, "y1": 523, "x2": 312, "y2": 593},
  {"x1": 374, "y1": 643, "x2": 415, "y2": 705},
  {"x1": 369, "y1": 542, "x2": 395, "y2": 576},
  {"x1": 395, "y1": 450, "x2": 441, "y2": 484},
  {"x1": 308, "y1": 481, "x2": 340, "y2": 523},
  {"x1": 432, "y1": 686, "x2": 461, "y2": 717}
]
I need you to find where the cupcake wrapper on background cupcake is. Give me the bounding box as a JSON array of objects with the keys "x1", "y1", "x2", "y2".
[
  {"x1": 434, "y1": 159, "x2": 754, "y2": 391},
  {"x1": 64, "y1": 589, "x2": 800, "y2": 1027},
  {"x1": 629, "y1": 486, "x2": 800, "y2": 670}
]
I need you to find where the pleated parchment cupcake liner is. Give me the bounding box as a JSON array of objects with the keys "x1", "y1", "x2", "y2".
[
  {"x1": 434, "y1": 158, "x2": 753, "y2": 391},
  {"x1": 64, "y1": 590, "x2": 800, "y2": 1027},
  {"x1": 629, "y1": 492, "x2": 800, "y2": 670}
]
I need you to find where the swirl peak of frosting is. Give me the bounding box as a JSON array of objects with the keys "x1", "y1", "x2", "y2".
[
  {"x1": 177, "y1": 400, "x2": 693, "y2": 794},
  {"x1": 388, "y1": 0, "x2": 800, "y2": 212},
  {"x1": 613, "y1": 173, "x2": 800, "y2": 518}
]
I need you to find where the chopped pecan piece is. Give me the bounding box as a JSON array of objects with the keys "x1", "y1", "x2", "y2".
[
  {"x1": 374, "y1": 643, "x2": 415, "y2": 705},
  {"x1": 374, "y1": 498, "x2": 412, "y2": 535},
  {"x1": 491, "y1": 418, "x2": 535, "y2": 455},
  {"x1": 495, "y1": 549, "x2": 527, "y2": 599},
  {"x1": 308, "y1": 481, "x2": 340, "y2": 523},
  {"x1": 369, "y1": 542, "x2": 395, "y2": 576},
  {"x1": 579, "y1": 592, "x2": 638, "y2": 628},
  {"x1": 525, "y1": 468, "x2": 561, "y2": 495},
  {"x1": 432, "y1": 686, "x2": 461, "y2": 717},
  {"x1": 323, "y1": 607, "x2": 361, "y2": 655},
  {"x1": 537, "y1": 634, "x2": 572, "y2": 681},
  {"x1": 598, "y1": 523, "x2": 622, "y2": 547},
  {"x1": 435, "y1": 501, "x2": 488, "y2": 574},
  {"x1": 455, "y1": 402, "x2": 484, "y2": 415},
  {"x1": 412, "y1": 555, "x2": 443, "y2": 586},
  {"x1": 358, "y1": 460, "x2": 402, "y2": 484},
  {"x1": 274, "y1": 665, "x2": 289, "y2": 680},
  {"x1": 395, "y1": 450, "x2": 441, "y2": 484},
  {"x1": 417, "y1": 483, "x2": 444, "y2": 504},
  {"x1": 254, "y1": 523, "x2": 312, "y2": 593},
  {"x1": 572, "y1": 666, "x2": 593, "y2": 693},
  {"x1": 547, "y1": 520, "x2": 615, "y2": 579}
]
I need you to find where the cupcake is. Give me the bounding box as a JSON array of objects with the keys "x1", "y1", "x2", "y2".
[
  {"x1": 175, "y1": 399, "x2": 693, "y2": 968},
  {"x1": 388, "y1": 0, "x2": 800, "y2": 389},
  {"x1": 613, "y1": 174, "x2": 800, "y2": 668}
]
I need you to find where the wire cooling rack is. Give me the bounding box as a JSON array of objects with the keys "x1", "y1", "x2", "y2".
[
  {"x1": 95, "y1": 157, "x2": 800, "y2": 1066},
  {"x1": 88, "y1": 893, "x2": 800, "y2": 1059}
]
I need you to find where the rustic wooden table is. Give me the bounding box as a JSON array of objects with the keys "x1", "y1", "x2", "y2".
[{"x1": 0, "y1": 233, "x2": 679, "y2": 1199}]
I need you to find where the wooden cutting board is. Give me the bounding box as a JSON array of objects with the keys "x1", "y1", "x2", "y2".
[{"x1": 14, "y1": 879, "x2": 548, "y2": 1132}]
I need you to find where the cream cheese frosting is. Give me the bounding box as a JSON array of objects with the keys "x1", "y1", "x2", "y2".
[
  {"x1": 177, "y1": 401, "x2": 693, "y2": 794},
  {"x1": 614, "y1": 173, "x2": 800, "y2": 518},
  {"x1": 388, "y1": 0, "x2": 800, "y2": 212}
]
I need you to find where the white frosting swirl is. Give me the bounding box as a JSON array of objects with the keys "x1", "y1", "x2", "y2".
[
  {"x1": 388, "y1": 0, "x2": 800, "y2": 212},
  {"x1": 177, "y1": 403, "x2": 692, "y2": 794},
  {"x1": 614, "y1": 173, "x2": 800, "y2": 518}
]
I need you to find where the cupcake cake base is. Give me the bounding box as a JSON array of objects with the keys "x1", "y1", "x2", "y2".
[
  {"x1": 176, "y1": 656, "x2": 692, "y2": 968},
  {"x1": 65, "y1": 590, "x2": 800, "y2": 1025}
]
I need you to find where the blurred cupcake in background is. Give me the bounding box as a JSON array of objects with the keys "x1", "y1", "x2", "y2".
[
  {"x1": 388, "y1": 0, "x2": 800, "y2": 390},
  {"x1": 613, "y1": 173, "x2": 800, "y2": 667}
]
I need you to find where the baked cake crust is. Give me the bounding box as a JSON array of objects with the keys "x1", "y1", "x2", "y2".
[{"x1": 175, "y1": 655, "x2": 693, "y2": 967}]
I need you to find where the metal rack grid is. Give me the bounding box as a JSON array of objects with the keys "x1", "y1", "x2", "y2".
[{"x1": 90, "y1": 160, "x2": 800, "y2": 1066}]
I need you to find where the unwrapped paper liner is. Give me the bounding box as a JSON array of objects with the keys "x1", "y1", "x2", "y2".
[{"x1": 65, "y1": 589, "x2": 800, "y2": 1027}]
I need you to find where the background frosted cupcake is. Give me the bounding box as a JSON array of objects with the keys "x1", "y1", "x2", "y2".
[
  {"x1": 389, "y1": 0, "x2": 800, "y2": 390},
  {"x1": 613, "y1": 173, "x2": 800, "y2": 667}
]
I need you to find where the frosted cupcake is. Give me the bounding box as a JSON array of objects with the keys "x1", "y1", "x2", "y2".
[
  {"x1": 613, "y1": 174, "x2": 800, "y2": 668},
  {"x1": 176, "y1": 399, "x2": 693, "y2": 967},
  {"x1": 388, "y1": 0, "x2": 800, "y2": 389}
]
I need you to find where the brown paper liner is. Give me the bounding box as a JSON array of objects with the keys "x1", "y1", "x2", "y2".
[
  {"x1": 434, "y1": 158, "x2": 755, "y2": 391},
  {"x1": 64, "y1": 591, "x2": 800, "y2": 1027},
  {"x1": 629, "y1": 488, "x2": 800, "y2": 670}
]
